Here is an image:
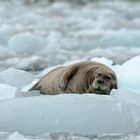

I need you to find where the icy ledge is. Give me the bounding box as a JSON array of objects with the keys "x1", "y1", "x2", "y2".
[{"x1": 0, "y1": 91, "x2": 140, "y2": 135}]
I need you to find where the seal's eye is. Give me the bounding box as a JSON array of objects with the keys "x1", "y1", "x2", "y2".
[
  {"x1": 106, "y1": 75, "x2": 112, "y2": 80},
  {"x1": 96, "y1": 68, "x2": 102, "y2": 77},
  {"x1": 97, "y1": 72, "x2": 101, "y2": 77}
]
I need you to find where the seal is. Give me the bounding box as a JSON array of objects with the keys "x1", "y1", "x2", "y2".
[{"x1": 30, "y1": 61, "x2": 118, "y2": 95}]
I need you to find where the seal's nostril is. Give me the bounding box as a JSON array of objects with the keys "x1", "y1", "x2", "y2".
[{"x1": 97, "y1": 79, "x2": 104, "y2": 84}]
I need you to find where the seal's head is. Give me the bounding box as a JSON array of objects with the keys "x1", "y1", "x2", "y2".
[{"x1": 91, "y1": 68, "x2": 118, "y2": 95}]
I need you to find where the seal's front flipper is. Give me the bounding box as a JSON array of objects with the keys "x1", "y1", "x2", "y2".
[{"x1": 59, "y1": 65, "x2": 79, "y2": 91}]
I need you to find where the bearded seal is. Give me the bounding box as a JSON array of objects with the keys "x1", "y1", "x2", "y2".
[{"x1": 30, "y1": 61, "x2": 118, "y2": 95}]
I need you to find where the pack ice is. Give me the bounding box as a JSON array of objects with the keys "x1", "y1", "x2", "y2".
[
  {"x1": 0, "y1": 55, "x2": 140, "y2": 135},
  {"x1": 8, "y1": 32, "x2": 46, "y2": 53},
  {"x1": 0, "y1": 68, "x2": 35, "y2": 99}
]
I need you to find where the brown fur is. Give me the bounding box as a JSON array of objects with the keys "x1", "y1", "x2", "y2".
[{"x1": 30, "y1": 61, "x2": 118, "y2": 95}]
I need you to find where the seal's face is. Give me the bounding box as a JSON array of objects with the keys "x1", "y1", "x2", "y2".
[{"x1": 91, "y1": 68, "x2": 118, "y2": 95}]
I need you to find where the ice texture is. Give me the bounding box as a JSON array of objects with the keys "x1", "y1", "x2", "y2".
[
  {"x1": 115, "y1": 55, "x2": 140, "y2": 93},
  {"x1": 1, "y1": 54, "x2": 140, "y2": 135},
  {"x1": 1, "y1": 2, "x2": 140, "y2": 71},
  {"x1": 8, "y1": 32, "x2": 46, "y2": 53},
  {"x1": 0, "y1": 55, "x2": 140, "y2": 136},
  {"x1": 93, "y1": 30, "x2": 140, "y2": 48},
  {"x1": 0, "y1": 31, "x2": 11, "y2": 46},
  {"x1": 0, "y1": 92, "x2": 140, "y2": 135},
  {"x1": 0, "y1": 84, "x2": 17, "y2": 100},
  {"x1": 1, "y1": 132, "x2": 140, "y2": 140},
  {"x1": 0, "y1": 68, "x2": 35, "y2": 89}
]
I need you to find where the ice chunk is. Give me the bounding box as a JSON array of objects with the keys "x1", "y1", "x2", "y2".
[
  {"x1": 44, "y1": 32, "x2": 62, "y2": 55},
  {"x1": 115, "y1": 55, "x2": 140, "y2": 93},
  {"x1": 91, "y1": 57, "x2": 113, "y2": 67},
  {"x1": 0, "y1": 31, "x2": 10, "y2": 46},
  {"x1": 122, "y1": 54, "x2": 140, "y2": 68},
  {"x1": 0, "y1": 84, "x2": 17, "y2": 100},
  {"x1": 0, "y1": 46, "x2": 16, "y2": 60},
  {"x1": 6, "y1": 132, "x2": 28, "y2": 140},
  {"x1": 15, "y1": 56, "x2": 47, "y2": 71},
  {"x1": 0, "y1": 68, "x2": 35, "y2": 89},
  {"x1": 0, "y1": 92, "x2": 140, "y2": 135},
  {"x1": 1, "y1": 131, "x2": 140, "y2": 140},
  {"x1": 93, "y1": 30, "x2": 140, "y2": 47},
  {"x1": 16, "y1": 90, "x2": 40, "y2": 98},
  {"x1": 8, "y1": 32, "x2": 46, "y2": 53}
]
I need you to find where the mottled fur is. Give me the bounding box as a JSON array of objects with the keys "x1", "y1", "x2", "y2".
[{"x1": 30, "y1": 61, "x2": 118, "y2": 95}]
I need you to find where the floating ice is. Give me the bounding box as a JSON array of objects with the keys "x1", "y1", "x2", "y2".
[
  {"x1": 93, "y1": 30, "x2": 140, "y2": 48},
  {"x1": 0, "y1": 55, "x2": 139, "y2": 136},
  {"x1": 14, "y1": 56, "x2": 47, "y2": 71},
  {"x1": 0, "y1": 84, "x2": 17, "y2": 100},
  {"x1": 8, "y1": 32, "x2": 46, "y2": 53},
  {"x1": 0, "y1": 92, "x2": 140, "y2": 135},
  {"x1": 6, "y1": 132, "x2": 28, "y2": 140},
  {"x1": 0, "y1": 46, "x2": 16, "y2": 61},
  {"x1": 0, "y1": 31, "x2": 11, "y2": 46},
  {"x1": 90, "y1": 55, "x2": 140, "y2": 94},
  {"x1": 115, "y1": 55, "x2": 140, "y2": 93},
  {"x1": 0, "y1": 68, "x2": 35, "y2": 89},
  {"x1": 1, "y1": 131, "x2": 140, "y2": 140},
  {"x1": 0, "y1": 1, "x2": 140, "y2": 138}
]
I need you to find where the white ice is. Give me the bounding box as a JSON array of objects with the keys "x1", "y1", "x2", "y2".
[
  {"x1": 0, "y1": 92, "x2": 140, "y2": 135},
  {"x1": 0, "y1": 68, "x2": 35, "y2": 89},
  {"x1": 2, "y1": 131, "x2": 140, "y2": 140},
  {"x1": 1, "y1": 2, "x2": 140, "y2": 71},
  {"x1": 0, "y1": 31, "x2": 11, "y2": 46},
  {"x1": 8, "y1": 32, "x2": 46, "y2": 53},
  {"x1": 0, "y1": 1, "x2": 140, "y2": 138},
  {"x1": 0, "y1": 84, "x2": 17, "y2": 100},
  {"x1": 0, "y1": 55, "x2": 139, "y2": 135},
  {"x1": 93, "y1": 30, "x2": 140, "y2": 48},
  {"x1": 115, "y1": 55, "x2": 140, "y2": 93}
]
